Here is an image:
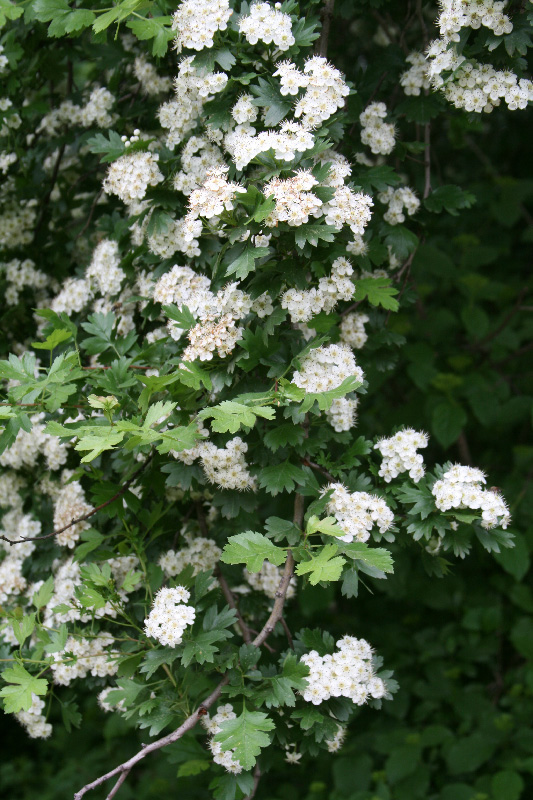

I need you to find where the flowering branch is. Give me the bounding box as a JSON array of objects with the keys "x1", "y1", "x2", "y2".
[
  {"x1": 73, "y1": 517, "x2": 300, "y2": 799},
  {"x1": 0, "y1": 453, "x2": 153, "y2": 546}
]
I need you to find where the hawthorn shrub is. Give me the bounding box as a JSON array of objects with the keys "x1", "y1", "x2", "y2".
[{"x1": 0, "y1": 1, "x2": 532, "y2": 799}]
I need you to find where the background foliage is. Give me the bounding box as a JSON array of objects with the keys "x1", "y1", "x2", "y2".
[{"x1": 0, "y1": 1, "x2": 532, "y2": 799}]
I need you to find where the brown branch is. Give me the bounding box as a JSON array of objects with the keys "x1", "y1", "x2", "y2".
[
  {"x1": 302, "y1": 458, "x2": 335, "y2": 483},
  {"x1": 73, "y1": 674, "x2": 231, "y2": 800},
  {"x1": 457, "y1": 431, "x2": 472, "y2": 466},
  {"x1": 246, "y1": 764, "x2": 262, "y2": 800},
  {"x1": 34, "y1": 143, "x2": 67, "y2": 235},
  {"x1": 315, "y1": 0, "x2": 335, "y2": 57},
  {"x1": 75, "y1": 189, "x2": 103, "y2": 241},
  {"x1": 106, "y1": 770, "x2": 131, "y2": 800},
  {"x1": 1, "y1": 453, "x2": 153, "y2": 546},
  {"x1": 73, "y1": 497, "x2": 301, "y2": 799},
  {"x1": 469, "y1": 288, "x2": 528, "y2": 350},
  {"x1": 423, "y1": 119, "x2": 432, "y2": 199},
  {"x1": 215, "y1": 565, "x2": 253, "y2": 645},
  {"x1": 280, "y1": 616, "x2": 294, "y2": 650}
]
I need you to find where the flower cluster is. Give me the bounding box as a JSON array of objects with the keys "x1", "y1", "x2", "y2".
[
  {"x1": 274, "y1": 57, "x2": 350, "y2": 127},
  {"x1": 37, "y1": 86, "x2": 115, "y2": 135},
  {"x1": 173, "y1": 0, "x2": 232, "y2": 51},
  {"x1": 325, "y1": 483, "x2": 394, "y2": 542},
  {"x1": 324, "y1": 186, "x2": 374, "y2": 235},
  {"x1": 0, "y1": 200, "x2": 37, "y2": 250},
  {"x1": 300, "y1": 635, "x2": 388, "y2": 705},
  {"x1": 199, "y1": 437, "x2": 257, "y2": 490},
  {"x1": 244, "y1": 561, "x2": 296, "y2": 600},
  {"x1": 325, "y1": 725, "x2": 346, "y2": 753},
  {"x1": 0, "y1": 150, "x2": 16, "y2": 174},
  {"x1": 51, "y1": 633, "x2": 118, "y2": 685},
  {"x1": 187, "y1": 166, "x2": 245, "y2": 220},
  {"x1": 239, "y1": 2, "x2": 295, "y2": 51},
  {"x1": 400, "y1": 52, "x2": 431, "y2": 96},
  {"x1": 15, "y1": 694, "x2": 52, "y2": 740},
  {"x1": 263, "y1": 170, "x2": 322, "y2": 227},
  {"x1": 0, "y1": 415, "x2": 68, "y2": 472},
  {"x1": 281, "y1": 257, "x2": 354, "y2": 322},
  {"x1": 173, "y1": 135, "x2": 225, "y2": 195},
  {"x1": 228, "y1": 121, "x2": 314, "y2": 170},
  {"x1": 148, "y1": 215, "x2": 202, "y2": 259},
  {"x1": 1, "y1": 258, "x2": 49, "y2": 305},
  {"x1": 53, "y1": 481, "x2": 93, "y2": 548},
  {"x1": 292, "y1": 343, "x2": 364, "y2": 394},
  {"x1": 144, "y1": 586, "x2": 196, "y2": 647},
  {"x1": 183, "y1": 313, "x2": 243, "y2": 361},
  {"x1": 86, "y1": 239, "x2": 125, "y2": 296},
  {"x1": 360, "y1": 102, "x2": 395, "y2": 155},
  {"x1": 432, "y1": 464, "x2": 511, "y2": 529},
  {"x1": 378, "y1": 186, "x2": 420, "y2": 226},
  {"x1": 103, "y1": 152, "x2": 163, "y2": 204},
  {"x1": 231, "y1": 94, "x2": 258, "y2": 124},
  {"x1": 133, "y1": 55, "x2": 172, "y2": 96},
  {"x1": 159, "y1": 58, "x2": 227, "y2": 148},
  {"x1": 159, "y1": 536, "x2": 222, "y2": 577},
  {"x1": 437, "y1": 0, "x2": 513, "y2": 43},
  {"x1": 202, "y1": 704, "x2": 242, "y2": 774},
  {"x1": 325, "y1": 396, "x2": 359, "y2": 432},
  {"x1": 374, "y1": 429, "x2": 429, "y2": 483},
  {"x1": 340, "y1": 311, "x2": 369, "y2": 349}
]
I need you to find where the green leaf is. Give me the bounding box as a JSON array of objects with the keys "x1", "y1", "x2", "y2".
[
  {"x1": 263, "y1": 424, "x2": 305, "y2": 452},
  {"x1": 424, "y1": 185, "x2": 476, "y2": 216},
  {"x1": 177, "y1": 760, "x2": 210, "y2": 778},
  {"x1": 357, "y1": 165, "x2": 401, "y2": 193},
  {"x1": 74, "y1": 428, "x2": 125, "y2": 463},
  {"x1": 0, "y1": 663, "x2": 48, "y2": 713},
  {"x1": 395, "y1": 482, "x2": 435, "y2": 519},
  {"x1": 354, "y1": 277, "x2": 399, "y2": 311},
  {"x1": 126, "y1": 16, "x2": 173, "y2": 57},
  {"x1": 306, "y1": 515, "x2": 344, "y2": 537},
  {"x1": 11, "y1": 614, "x2": 36, "y2": 646},
  {"x1": 199, "y1": 401, "x2": 275, "y2": 434},
  {"x1": 181, "y1": 630, "x2": 232, "y2": 667},
  {"x1": 32, "y1": 576, "x2": 54, "y2": 609},
  {"x1": 225, "y1": 245, "x2": 270, "y2": 280},
  {"x1": 340, "y1": 542, "x2": 394, "y2": 573},
  {"x1": 432, "y1": 401, "x2": 467, "y2": 448},
  {"x1": 258, "y1": 462, "x2": 308, "y2": 496},
  {"x1": 250, "y1": 78, "x2": 292, "y2": 127},
  {"x1": 32, "y1": 328, "x2": 73, "y2": 351},
  {"x1": 221, "y1": 531, "x2": 286, "y2": 572},
  {"x1": 213, "y1": 705, "x2": 275, "y2": 770},
  {"x1": 491, "y1": 770, "x2": 524, "y2": 800},
  {"x1": 86, "y1": 131, "x2": 126, "y2": 163},
  {"x1": 294, "y1": 223, "x2": 338, "y2": 250},
  {"x1": 295, "y1": 543, "x2": 346, "y2": 585},
  {"x1": 396, "y1": 94, "x2": 444, "y2": 124},
  {"x1": 0, "y1": 0, "x2": 23, "y2": 28}
]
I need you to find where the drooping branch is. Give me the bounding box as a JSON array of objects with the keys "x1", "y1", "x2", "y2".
[
  {"x1": 215, "y1": 564, "x2": 253, "y2": 645},
  {"x1": 73, "y1": 493, "x2": 303, "y2": 799},
  {"x1": 1, "y1": 453, "x2": 153, "y2": 546}
]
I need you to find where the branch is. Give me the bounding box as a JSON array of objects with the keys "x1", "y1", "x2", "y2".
[
  {"x1": 280, "y1": 617, "x2": 294, "y2": 650},
  {"x1": 315, "y1": 0, "x2": 335, "y2": 57},
  {"x1": 106, "y1": 770, "x2": 131, "y2": 800},
  {"x1": 423, "y1": 119, "x2": 432, "y2": 199},
  {"x1": 215, "y1": 564, "x2": 253, "y2": 645},
  {"x1": 302, "y1": 458, "x2": 335, "y2": 483},
  {"x1": 73, "y1": 675, "x2": 231, "y2": 800},
  {"x1": 73, "y1": 495, "x2": 303, "y2": 799},
  {"x1": 470, "y1": 288, "x2": 528, "y2": 350},
  {"x1": 1, "y1": 454, "x2": 153, "y2": 546},
  {"x1": 246, "y1": 764, "x2": 262, "y2": 800}
]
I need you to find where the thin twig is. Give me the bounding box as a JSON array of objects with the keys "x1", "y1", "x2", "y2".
[
  {"x1": 457, "y1": 431, "x2": 472, "y2": 466},
  {"x1": 106, "y1": 770, "x2": 131, "y2": 800},
  {"x1": 423, "y1": 119, "x2": 432, "y2": 199},
  {"x1": 302, "y1": 458, "x2": 335, "y2": 483},
  {"x1": 315, "y1": 0, "x2": 335, "y2": 57},
  {"x1": 1, "y1": 454, "x2": 154, "y2": 546},
  {"x1": 470, "y1": 288, "x2": 528, "y2": 350},
  {"x1": 215, "y1": 565, "x2": 253, "y2": 645},
  {"x1": 246, "y1": 764, "x2": 262, "y2": 800},
  {"x1": 74, "y1": 512, "x2": 300, "y2": 799},
  {"x1": 75, "y1": 189, "x2": 103, "y2": 241},
  {"x1": 280, "y1": 616, "x2": 294, "y2": 650}
]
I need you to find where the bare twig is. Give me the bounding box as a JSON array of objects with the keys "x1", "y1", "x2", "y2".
[
  {"x1": 302, "y1": 458, "x2": 335, "y2": 483},
  {"x1": 470, "y1": 288, "x2": 528, "y2": 350},
  {"x1": 457, "y1": 431, "x2": 472, "y2": 466},
  {"x1": 1, "y1": 454, "x2": 154, "y2": 546},
  {"x1": 315, "y1": 0, "x2": 335, "y2": 57},
  {"x1": 280, "y1": 616, "x2": 294, "y2": 650},
  {"x1": 106, "y1": 770, "x2": 131, "y2": 800},
  {"x1": 246, "y1": 764, "x2": 262, "y2": 800},
  {"x1": 423, "y1": 120, "x2": 432, "y2": 199},
  {"x1": 75, "y1": 189, "x2": 103, "y2": 241},
  {"x1": 215, "y1": 565, "x2": 253, "y2": 645}
]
